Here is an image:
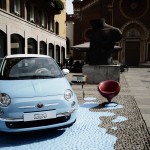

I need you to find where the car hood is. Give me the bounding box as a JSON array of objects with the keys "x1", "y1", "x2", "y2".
[{"x1": 0, "y1": 78, "x2": 71, "y2": 98}]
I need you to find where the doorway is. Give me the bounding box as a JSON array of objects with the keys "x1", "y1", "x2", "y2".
[{"x1": 125, "y1": 41, "x2": 140, "y2": 66}]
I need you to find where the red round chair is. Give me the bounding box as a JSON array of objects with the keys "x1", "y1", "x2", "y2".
[{"x1": 97, "y1": 80, "x2": 120, "y2": 105}]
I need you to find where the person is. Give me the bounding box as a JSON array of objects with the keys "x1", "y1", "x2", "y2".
[
  {"x1": 65, "y1": 58, "x2": 69, "y2": 68},
  {"x1": 69, "y1": 56, "x2": 74, "y2": 67},
  {"x1": 88, "y1": 18, "x2": 122, "y2": 65}
]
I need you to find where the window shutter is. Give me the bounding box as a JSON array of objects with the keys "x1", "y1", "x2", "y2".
[{"x1": 10, "y1": 0, "x2": 14, "y2": 13}]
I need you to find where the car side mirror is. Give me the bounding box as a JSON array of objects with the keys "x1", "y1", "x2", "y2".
[{"x1": 62, "y1": 69, "x2": 70, "y2": 75}]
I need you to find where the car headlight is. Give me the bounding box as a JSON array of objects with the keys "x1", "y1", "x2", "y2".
[
  {"x1": 0, "y1": 93, "x2": 11, "y2": 107},
  {"x1": 64, "y1": 89, "x2": 73, "y2": 100}
]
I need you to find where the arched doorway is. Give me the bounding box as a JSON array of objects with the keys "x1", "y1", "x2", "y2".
[
  {"x1": 28, "y1": 38, "x2": 37, "y2": 54},
  {"x1": 49, "y1": 43, "x2": 54, "y2": 58},
  {"x1": 66, "y1": 37, "x2": 70, "y2": 54},
  {"x1": 125, "y1": 40, "x2": 140, "y2": 66},
  {"x1": 121, "y1": 21, "x2": 148, "y2": 66},
  {"x1": 61, "y1": 46, "x2": 65, "y2": 66},
  {"x1": 0, "y1": 30, "x2": 7, "y2": 57},
  {"x1": 40, "y1": 41, "x2": 47, "y2": 55},
  {"x1": 11, "y1": 34, "x2": 25, "y2": 54},
  {"x1": 56, "y1": 45, "x2": 60, "y2": 63},
  {"x1": 125, "y1": 27, "x2": 141, "y2": 66}
]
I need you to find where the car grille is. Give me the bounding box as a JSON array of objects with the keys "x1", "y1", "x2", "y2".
[{"x1": 5, "y1": 116, "x2": 71, "y2": 129}]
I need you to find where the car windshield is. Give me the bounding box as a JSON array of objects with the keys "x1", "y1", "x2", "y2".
[{"x1": 0, "y1": 57, "x2": 63, "y2": 80}]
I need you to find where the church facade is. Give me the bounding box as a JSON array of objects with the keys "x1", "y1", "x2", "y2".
[{"x1": 72, "y1": 0, "x2": 150, "y2": 66}]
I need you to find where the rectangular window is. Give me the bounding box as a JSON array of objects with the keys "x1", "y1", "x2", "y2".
[
  {"x1": 48, "y1": 16, "x2": 50, "y2": 30},
  {"x1": 30, "y1": 6, "x2": 34, "y2": 22},
  {"x1": 0, "y1": 0, "x2": 2, "y2": 8},
  {"x1": 37, "y1": 10, "x2": 41, "y2": 26},
  {"x1": 0, "y1": 0, "x2": 6, "y2": 10},
  {"x1": 49, "y1": 16, "x2": 54, "y2": 32},
  {"x1": 48, "y1": 16, "x2": 54, "y2": 32},
  {"x1": 41, "y1": 13, "x2": 45, "y2": 27},
  {"x1": 14, "y1": 0, "x2": 20, "y2": 16}
]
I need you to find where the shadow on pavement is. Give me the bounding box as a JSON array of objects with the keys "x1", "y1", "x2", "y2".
[{"x1": 0, "y1": 129, "x2": 65, "y2": 148}]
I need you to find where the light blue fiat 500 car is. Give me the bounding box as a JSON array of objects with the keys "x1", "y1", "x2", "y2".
[{"x1": 0, "y1": 54, "x2": 78, "y2": 132}]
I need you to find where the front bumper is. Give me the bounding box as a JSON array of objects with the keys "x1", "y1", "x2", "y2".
[{"x1": 0, "y1": 108, "x2": 77, "y2": 132}]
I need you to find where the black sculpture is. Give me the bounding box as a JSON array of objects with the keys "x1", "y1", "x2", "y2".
[{"x1": 88, "y1": 18, "x2": 122, "y2": 65}]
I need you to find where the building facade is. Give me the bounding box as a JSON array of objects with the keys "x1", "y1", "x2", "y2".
[
  {"x1": 0, "y1": 0, "x2": 66, "y2": 65},
  {"x1": 72, "y1": 0, "x2": 150, "y2": 66},
  {"x1": 66, "y1": 14, "x2": 74, "y2": 58}
]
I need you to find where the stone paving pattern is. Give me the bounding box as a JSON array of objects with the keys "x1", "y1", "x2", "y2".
[
  {"x1": 66, "y1": 68, "x2": 150, "y2": 149},
  {"x1": 123, "y1": 68, "x2": 150, "y2": 133}
]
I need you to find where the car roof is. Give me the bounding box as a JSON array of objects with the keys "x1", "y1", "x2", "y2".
[{"x1": 6, "y1": 54, "x2": 51, "y2": 59}]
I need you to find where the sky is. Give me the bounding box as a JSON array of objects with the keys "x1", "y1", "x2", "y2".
[{"x1": 66, "y1": 0, "x2": 73, "y2": 14}]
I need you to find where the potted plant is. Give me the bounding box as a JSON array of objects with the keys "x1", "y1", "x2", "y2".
[{"x1": 52, "y1": 0, "x2": 64, "y2": 11}]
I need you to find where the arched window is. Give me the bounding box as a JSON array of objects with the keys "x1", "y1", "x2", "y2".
[
  {"x1": 11, "y1": 34, "x2": 25, "y2": 54},
  {"x1": 40, "y1": 41, "x2": 47, "y2": 55},
  {"x1": 61, "y1": 47, "x2": 65, "y2": 65},
  {"x1": 28, "y1": 38, "x2": 37, "y2": 54},
  {"x1": 55, "y1": 21, "x2": 59, "y2": 35},
  {"x1": 49, "y1": 43, "x2": 54, "y2": 58},
  {"x1": 56, "y1": 45, "x2": 60, "y2": 63},
  {"x1": 0, "y1": 30, "x2": 7, "y2": 57}
]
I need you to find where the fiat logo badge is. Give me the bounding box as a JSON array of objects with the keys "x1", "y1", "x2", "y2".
[{"x1": 37, "y1": 103, "x2": 43, "y2": 108}]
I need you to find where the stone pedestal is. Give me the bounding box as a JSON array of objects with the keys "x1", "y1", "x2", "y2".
[{"x1": 82, "y1": 65, "x2": 120, "y2": 84}]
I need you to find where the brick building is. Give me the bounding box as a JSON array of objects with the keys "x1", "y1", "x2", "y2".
[{"x1": 71, "y1": 0, "x2": 150, "y2": 66}]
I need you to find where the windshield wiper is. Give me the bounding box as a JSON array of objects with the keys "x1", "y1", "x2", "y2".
[
  {"x1": 19, "y1": 75, "x2": 56, "y2": 79},
  {"x1": 35, "y1": 75, "x2": 56, "y2": 79},
  {"x1": 2, "y1": 75, "x2": 57, "y2": 80}
]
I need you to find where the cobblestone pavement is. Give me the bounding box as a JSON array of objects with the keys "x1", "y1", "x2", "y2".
[
  {"x1": 122, "y1": 68, "x2": 150, "y2": 133},
  {"x1": 66, "y1": 68, "x2": 150, "y2": 149}
]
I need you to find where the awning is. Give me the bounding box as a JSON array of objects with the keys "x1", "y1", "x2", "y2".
[
  {"x1": 71, "y1": 42, "x2": 90, "y2": 52},
  {"x1": 71, "y1": 42, "x2": 122, "y2": 52}
]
